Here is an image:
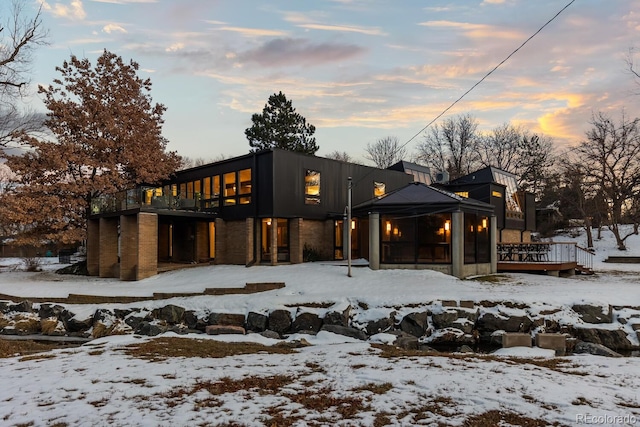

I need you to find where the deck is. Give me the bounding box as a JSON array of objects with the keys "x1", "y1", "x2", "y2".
[{"x1": 497, "y1": 242, "x2": 594, "y2": 276}]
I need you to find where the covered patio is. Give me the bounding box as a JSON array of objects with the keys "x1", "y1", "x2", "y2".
[{"x1": 353, "y1": 182, "x2": 497, "y2": 279}]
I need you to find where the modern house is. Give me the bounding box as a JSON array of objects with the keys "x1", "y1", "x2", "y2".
[{"x1": 87, "y1": 151, "x2": 537, "y2": 281}]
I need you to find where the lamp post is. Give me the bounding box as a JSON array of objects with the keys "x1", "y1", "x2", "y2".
[{"x1": 347, "y1": 176, "x2": 352, "y2": 278}]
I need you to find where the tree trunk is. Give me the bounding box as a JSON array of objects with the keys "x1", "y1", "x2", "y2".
[
  {"x1": 610, "y1": 223, "x2": 627, "y2": 250},
  {"x1": 584, "y1": 219, "x2": 594, "y2": 249}
]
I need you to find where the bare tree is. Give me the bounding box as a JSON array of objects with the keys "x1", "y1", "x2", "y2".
[
  {"x1": 626, "y1": 47, "x2": 640, "y2": 90},
  {"x1": 476, "y1": 123, "x2": 521, "y2": 171},
  {"x1": 0, "y1": 1, "x2": 47, "y2": 147},
  {"x1": 574, "y1": 111, "x2": 640, "y2": 250},
  {"x1": 364, "y1": 136, "x2": 406, "y2": 169},
  {"x1": 415, "y1": 114, "x2": 479, "y2": 180},
  {"x1": 325, "y1": 150, "x2": 353, "y2": 163},
  {"x1": 516, "y1": 132, "x2": 555, "y2": 199}
]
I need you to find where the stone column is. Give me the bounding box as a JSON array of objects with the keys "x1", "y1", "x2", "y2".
[
  {"x1": 451, "y1": 211, "x2": 464, "y2": 279},
  {"x1": 289, "y1": 218, "x2": 303, "y2": 264},
  {"x1": 368, "y1": 212, "x2": 380, "y2": 270},
  {"x1": 87, "y1": 218, "x2": 100, "y2": 276},
  {"x1": 245, "y1": 217, "x2": 254, "y2": 265},
  {"x1": 99, "y1": 217, "x2": 119, "y2": 278},
  {"x1": 214, "y1": 218, "x2": 225, "y2": 265},
  {"x1": 119, "y1": 213, "x2": 158, "y2": 281}
]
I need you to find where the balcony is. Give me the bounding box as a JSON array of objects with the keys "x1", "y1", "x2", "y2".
[{"x1": 90, "y1": 186, "x2": 215, "y2": 216}]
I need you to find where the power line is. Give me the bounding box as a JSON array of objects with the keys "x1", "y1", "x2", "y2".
[{"x1": 399, "y1": 0, "x2": 577, "y2": 153}]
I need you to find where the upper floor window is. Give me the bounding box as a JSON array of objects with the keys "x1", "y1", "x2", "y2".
[
  {"x1": 374, "y1": 182, "x2": 385, "y2": 198},
  {"x1": 305, "y1": 170, "x2": 320, "y2": 205}
]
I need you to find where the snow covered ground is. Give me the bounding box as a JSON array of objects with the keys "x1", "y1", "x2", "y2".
[{"x1": 0, "y1": 227, "x2": 639, "y2": 426}]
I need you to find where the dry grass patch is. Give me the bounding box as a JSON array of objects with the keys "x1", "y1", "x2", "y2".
[
  {"x1": 282, "y1": 386, "x2": 372, "y2": 419},
  {"x1": 19, "y1": 353, "x2": 57, "y2": 362},
  {"x1": 123, "y1": 336, "x2": 296, "y2": 361},
  {"x1": 0, "y1": 338, "x2": 59, "y2": 358},
  {"x1": 351, "y1": 382, "x2": 393, "y2": 395},
  {"x1": 463, "y1": 410, "x2": 564, "y2": 426},
  {"x1": 372, "y1": 343, "x2": 589, "y2": 376}
]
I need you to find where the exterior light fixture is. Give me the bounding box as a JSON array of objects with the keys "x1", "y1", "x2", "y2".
[
  {"x1": 482, "y1": 218, "x2": 487, "y2": 228},
  {"x1": 351, "y1": 220, "x2": 356, "y2": 230},
  {"x1": 386, "y1": 222, "x2": 391, "y2": 233},
  {"x1": 444, "y1": 221, "x2": 450, "y2": 231}
]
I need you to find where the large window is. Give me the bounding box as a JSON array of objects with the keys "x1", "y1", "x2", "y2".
[
  {"x1": 261, "y1": 219, "x2": 289, "y2": 262},
  {"x1": 381, "y1": 214, "x2": 451, "y2": 264},
  {"x1": 494, "y1": 170, "x2": 523, "y2": 219},
  {"x1": 223, "y1": 172, "x2": 236, "y2": 206},
  {"x1": 238, "y1": 168, "x2": 252, "y2": 205},
  {"x1": 374, "y1": 182, "x2": 385, "y2": 198},
  {"x1": 464, "y1": 213, "x2": 491, "y2": 264},
  {"x1": 305, "y1": 170, "x2": 320, "y2": 205}
]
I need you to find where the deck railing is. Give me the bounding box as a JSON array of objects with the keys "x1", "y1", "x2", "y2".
[
  {"x1": 498, "y1": 242, "x2": 593, "y2": 268},
  {"x1": 90, "y1": 186, "x2": 209, "y2": 215}
]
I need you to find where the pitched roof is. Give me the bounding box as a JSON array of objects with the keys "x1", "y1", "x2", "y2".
[{"x1": 353, "y1": 182, "x2": 494, "y2": 213}]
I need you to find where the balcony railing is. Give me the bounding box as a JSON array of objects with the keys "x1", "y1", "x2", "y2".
[
  {"x1": 497, "y1": 242, "x2": 594, "y2": 271},
  {"x1": 90, "y1": 186, "x2": 213, "y2": 215}
]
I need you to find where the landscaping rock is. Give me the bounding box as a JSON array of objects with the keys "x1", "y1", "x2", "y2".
[
  {"x1": 291, "y1": 312, "x2": 322, "y2": 334},
  {"x1": 8, "y1": 301, "x2": 32, "y2": 313},
  {"x1": 246, "y1": 312, "x2": 268, "y2": 332},
  {"x1": 456, "y1": 308, "x2": 479, "y2": 322},
  {"x1": 208, "y1": 313, "x2": 246, "y2": 327},
  {"x1": 572, "y1": 327, "x2": 633, "y2": 350},
  {"x1": 458, "y1": 345, "x2": 475, "y2": 353},
  {"x1": 156, "y1": 305, "x2": 185, "y2": 324},
  {"x1": 268, "y1": 310, "x2": 292, "y2": 334},
  {"x1": 260, "y1": 330, "x2": 281, "y2": 339},
  {"x1": 477, "y1": 313, "x2": 533, "y2": 333},
  {"x1": 394, "y1": 333, "x2": 419, "y2": 350},
  {"x1": 136, "y1": 322, "x2": 167, "y2": 337},
  {"x1": 114, "y1": 308, "x2": 135, "y2": 319},
  {"x1": 323, "y1": 308, "x2": 350, "y2": 327},
  {"x1": 124, "y1": 314, "x2": 148, "y2": 331},
  {"x1": 572, "y1": 304, "x2": 613, "y2": 324},
  {"x1": 0, "y1": 301, "x2": 9, "y2": 313},
  {"x1": 321, "y1": 324, "x2": 367, "y2": 341},
  {"x1": 183, "y1": 311, "x2": 206, "y2": 331},
  {"x1": 431, "y1": 310, "x2": 459, "y2": 329},
  {"x1": 206, "y1": 325, "x2": 245, "y2": 335},
  {"x1": 38, "y1": 304, "x2": 67, "y2": 320},
  {"x1": 366, "y1": 317, "x2": 393, "y2": 335},
  {"x1": 451, "y1": 318, "x2": 475, "y2": 334},
  {"x1": 93, "y1": 309, "x2": 114, "y2": 324},
  {"x1": 573, "y1": 341, "x2": 623, "y2": 357},
  {"x1": 40, "y1": 318, "x2": 66, "y2": 336},
  {"x1": 399, "y1": 311, "x2": 429, "y2": 337},
  {"x1": 65, "y1": 316, "x2": 93, "y2": 333}
]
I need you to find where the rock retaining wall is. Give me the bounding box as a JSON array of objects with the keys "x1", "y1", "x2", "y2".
[{"x1": 1, "y1": 299, "x2": 639, "y2": 356}]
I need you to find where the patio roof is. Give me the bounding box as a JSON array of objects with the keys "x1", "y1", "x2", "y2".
[{"x1": 353, "y1": 182, "x2": 495, "y2": 214}]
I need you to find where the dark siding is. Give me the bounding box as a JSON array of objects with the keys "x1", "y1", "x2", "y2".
[
  {"x1": 271, "y1": 150, "x2": 412, "y2": 220},
  {"x1": 525, "y1": 192, "x2": 536, "y2": 232}
]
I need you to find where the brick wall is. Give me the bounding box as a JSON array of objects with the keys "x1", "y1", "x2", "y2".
[
  {"x1": 136, "y1": 213, "x2": 158, "y2": 280},
  {"x1": 119, "y1": 215, "x2": 138, "y2": 281},
  {"x1": 219, "y1": 219, "x2": 249, "y2": 265},
  {"x1": 195, "y1": 222, "x2": 209, "y2": 263},
  {"x1": 99, "y1": 217, "x2": 119, "y2": 278},
  {"x1": 300, "y1": 219, "x2": 334, "y2": 260},
  {"x1": 87, "y1": 219, "x2": 100, "y2": 276}
]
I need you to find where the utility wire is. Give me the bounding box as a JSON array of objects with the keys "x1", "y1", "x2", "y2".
[{"x1": 398, "y1": 0, "x2": 577, "y2": 153}]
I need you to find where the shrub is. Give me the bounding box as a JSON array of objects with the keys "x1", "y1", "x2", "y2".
[{"x1": 22, "y1": 257, "x2": 42, "y2": 272}]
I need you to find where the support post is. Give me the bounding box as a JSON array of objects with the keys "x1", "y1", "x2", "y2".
[{"x1": 347, "y1": 177, "x2": 352, "y2": 277}]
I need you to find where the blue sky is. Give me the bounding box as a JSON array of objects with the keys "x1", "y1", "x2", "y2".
[{"x1": 12, "y1": 0, "x2": 640, "y2": 163}]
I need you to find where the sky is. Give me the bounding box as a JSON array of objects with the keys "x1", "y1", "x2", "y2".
[{"x1": 9, "y1": 0, "x2": 640, "y2": 164}]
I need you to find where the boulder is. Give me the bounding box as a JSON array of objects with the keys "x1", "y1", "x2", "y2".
[
  {"x1": 393, "y1": 333, "x2": 419, "y2": 350},
  {"x1": 572, "y1": 327, "x2": 634, "y2": 350},
  {"x1": 572, "y1": 304, "x2": 613, "y2": 324},
  {"x1": 184, "y1": 311, "x2": 206, "y2": 331},
  {"x1": 366, "y1": 317, "x2": 393, "y2": 335},
  {"x1": 456, "y1": 308, "x2": 479, "y2": 322},
  {"x1": 0, "y1": 301, "x2": 9, "y2": 313},
  {"x1": 260, "y1": 330, "x2": 281, "y2": 339},
  {"x1": 38, "y1": 304, "x2": 67, "y2": 320},
  {"x1": 431, "y1": 310, "x2": 458, "y2": 329},
  {"x1": 208, "y1": 313, "x2": 246, "y2": 327},
  {"x1": 399, "y1": 311, "x2": 429, "y2": 337},
  {"x1": 206, "y1": 325, "x2": 245, "y2": 335},
  {"x1": 268, "y1": 310, "x2": 292, "y2": 334},
  {"x1": 8, "y1": 301, "x2": 32, "y2": 313},
  {"x1": 114, "y1": 308, "x2": 135, "y2": 319},
  {"x1": 291, "y1": 312, "x2": 322, "y2": 334},
  {"x1": 477, "y1": 313, "x2": 533, "y2": 333},
  {"x1": 321, "y1": 324, "x2": 368, "y2": 341},
  {"x1": 573, "y1": 341, "x2": 623, "y2": 357},
  {"x1": 457, "y1": 345, "x2": 475, "y2": 353},
  {"x1": 136, "y1": 321, "x2": 167, "y2": 337},
  {"x1": 428, "y1": 328, "x2": 475, "y2": 346},
  {"x1": 124, "y1": 314, "x2": 148, "y2": 331},
  {"x1": 93, "y1": 309, "x2": 114, "y2": 324},
  {"x1": 451, "y1": 318, "x2": 475, "y2": 334},
  {"x1": 155, "y1": 305, "x2": 185, "y2": 324},
  {"x1": 246, "y1": 312, "x2": 268, "y2": 332},
  {"x1": 64, "y1": 316, "x2": 93, "y2": 333},
  {"x1": 323, "y1": 308, "x2": 350, "y2": 327}
]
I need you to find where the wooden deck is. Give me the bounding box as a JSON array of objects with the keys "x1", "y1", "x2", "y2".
[{"x1": 497, "y1": 261, "x2": 579, "y2": 276}]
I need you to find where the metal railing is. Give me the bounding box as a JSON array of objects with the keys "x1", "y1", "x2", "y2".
[
  {"x1": 90, "y1": 186, "x2": 211, "y2": 215},
  {"x1": 497, "y1": 242, "x2": 593, "y2": 268}
]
